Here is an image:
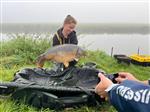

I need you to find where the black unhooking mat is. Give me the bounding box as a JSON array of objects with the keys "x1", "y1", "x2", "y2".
[{"x1": 0, "y1": 66, "x2": 103, "y2": 110}]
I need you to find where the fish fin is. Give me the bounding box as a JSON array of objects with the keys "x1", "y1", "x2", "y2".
[
  {"x1": 36, "y1": 55, "x2": 46, "y2": 68},
  {"x1": 37, "y1": 64, "x2": 43, "y2": 68},
  {"x1": 74, "y1": 58, "x2": 79, "y2": 61},
  {"x1": 64, "y1": 62, "x2": 69, "y2": 68}
]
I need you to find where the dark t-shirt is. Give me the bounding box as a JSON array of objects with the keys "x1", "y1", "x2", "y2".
[
  {"x1": 52, "y1": 28, "x2": 78, "y2": 68},
  {"x1": 52, "y1": 28, "x2": 78, "y2": 46}
]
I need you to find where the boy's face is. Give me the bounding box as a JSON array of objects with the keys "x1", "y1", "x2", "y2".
[{"x1": 63, "y1": 23, "x2": 76, "y2": 36}]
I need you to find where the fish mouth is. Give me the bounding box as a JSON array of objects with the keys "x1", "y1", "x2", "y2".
[{"x1": 80, "y1": 52, "x2": 87, "y2": 58}]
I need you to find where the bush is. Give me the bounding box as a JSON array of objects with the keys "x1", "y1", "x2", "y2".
[{"x1": 0, "y1": 34, "x2": 52, "y2": 64}]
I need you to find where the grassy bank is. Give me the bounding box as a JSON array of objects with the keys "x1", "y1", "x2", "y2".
[{"x1": 0, "y1": 35, "x2": 150, "y2": 112}]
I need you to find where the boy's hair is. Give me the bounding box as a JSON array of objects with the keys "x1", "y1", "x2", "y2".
[{"x1": 64, "y1": 15, "x2": 77, "y2": 24}]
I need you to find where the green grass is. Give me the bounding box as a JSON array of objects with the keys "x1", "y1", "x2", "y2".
[{"x1": 0, "y1": 35, "x2": 150, "y2": 112}]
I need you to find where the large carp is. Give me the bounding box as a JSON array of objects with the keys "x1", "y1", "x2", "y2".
[{"x1": 36, "y1": 44, "x2": 86, "y2": 68}]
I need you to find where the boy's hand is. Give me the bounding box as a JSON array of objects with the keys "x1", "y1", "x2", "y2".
[
  {"x1": 95, "y1": 73, "x2": 113, "y2": 98},
  {"x1": 115, "y1": 72, "x2": 139, "y2": 83}
]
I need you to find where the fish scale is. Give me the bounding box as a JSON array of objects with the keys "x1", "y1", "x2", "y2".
[{"x1": 36, "y1": 44, "x2": 86, "y2": 68}]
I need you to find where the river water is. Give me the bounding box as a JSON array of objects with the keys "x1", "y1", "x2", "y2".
[
  {"x1": 78, "y1": 34, "x2": 150, "y2": 55},
  {"x1": 1, "y1": 33, "x2": 150, "y2": 55}
]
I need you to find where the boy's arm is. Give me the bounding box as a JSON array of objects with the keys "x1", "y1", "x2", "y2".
[{"x1": 107, "y1": 80, "x2": 150, "y2": 112}]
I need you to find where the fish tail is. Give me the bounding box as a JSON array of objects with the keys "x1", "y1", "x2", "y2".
[{"x1": 36, "y1": 55, "x2": 46, "y2": 68}]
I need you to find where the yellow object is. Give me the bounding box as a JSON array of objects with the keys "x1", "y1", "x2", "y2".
[
  {"x1": 129, "y1": 54, "x2": 150, "y2": 62},
  {"x1": 55, "y1": 32, "x2": 62, "y2": 45}
]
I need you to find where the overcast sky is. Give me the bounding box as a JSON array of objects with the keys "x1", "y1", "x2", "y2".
[{"x1": 0, "y1": 0, "x2": 149, "y2": 23}]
